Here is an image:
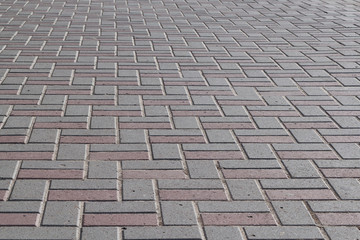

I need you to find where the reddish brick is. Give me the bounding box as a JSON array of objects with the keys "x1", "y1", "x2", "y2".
[
  {"x1": 60, "y1": 136, "x2": 115, "y2": 144},
  {"x1": 89, "y1": 152, "x2": 148, "y2": 160},
  {"x1": 291, "y1": 101, "x2": 337, "y2": 106},
  {"x1": 163, "y1": 81, "x2": 206, "y2": 86},
  {"x1": 317, "y1": 213, "x2": 360, "y2": 226},
  {"x1": 48, "y1": 190, "x2": 117, "y2": 201},
  {"x1": 18, "y1": 169, "x2": 83, "y2": 179},
  {"x1": 34, "y1": 122, "x2": 87, "y2": 129},
  {"x1": 0, "y1": 136, "x2": 25, "y2": 143},
  {"x1": 202, "y1": 123, "x2": 255, "y2": 129},
  {"x1": 119, "y1": 123, "x2": 171, "y2": 129},
  {"x1": 321, "y1": 169, "x2": 360, "y2": 178},
  {"x1": 83, "y1": 214, "x2": 157, "y2": 226},
  {"x1": 266, "y1": 189, "x2": 336, "y2": 200},
  {"x1": 277, "y1": 151, "x2": 338, "y2": 159},
  {"x1": 0, "y1": 213, "x2": 38, "y2": 226},
  {"x1": 184, "y1": 151, "x2": 244, "y2": 160},
  {"x1": 326, "y1": 111, "x2": 360, "y2": 116},
  {"x1": 217, "y1": 100, "x2": 264, "y2": 106},
  {"x1": 122, "y1": 170, "x2": 186, "y2": 179},
  {"x1": 237, "y1": 136, "x2": 293, "y2": 143},
  {"x1": 11, "y1": 111, "x2": 62, "y2": 116},
  {"x1": 189, "y1": 90, "x2": 233, "y2": 95},
  {"x1": 0, "y1": 152, "x2": 53, "y2": 160},
  {"x1": 150, "y1": 136, "x2": 205, "y2": 143},
  {"x1": 97, "y1": 81, "x2": 138, "y2": 86},
  {"x1": 0, "y1": 190, "x2": 6, "y2": 201},
  {"x1": 159, "y1": 190, "x2": 227, "y2": 200},
  {"x1": 201, "y1": 213, "x2": 276, "y2": 226},
  {"x1": 0, "y1": 100, "x2": 38, "y2": 105},
  {"x1": 222, "y1": 169, "x2": 287, "y2": 179}
]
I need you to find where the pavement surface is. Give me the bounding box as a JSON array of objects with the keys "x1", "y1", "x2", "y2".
[{"x1": 0, "y1": 0, "x2": 360, "y2": 239}]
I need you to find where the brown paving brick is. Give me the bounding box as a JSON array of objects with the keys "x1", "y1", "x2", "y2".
[
  {"x1": 89, "y1": 152, "x2": 149, "y2": 161},
  {"x1": 0, "y1": 213, "x2": 38, "y2": 226},
  {"x1": 83, "y1": 214, "x2": 158, "y2": 226},
  {"x1": 184, "y1": 151, "x2": 244, "y2": 160},
  {"x1": 0, "y1": 152, "x2": 53, "y2": 160},
  {"x1": 321, "y1": 169, "x2": 360, "y2": 178},
  {"x1": 150, "y1": 136, "x2": 206, "y2": 143},
  {"x1": 277, "y1": 151, "x2": 338, "y2": 159},
  {"x1": 60, "y1": 136, "x2": 116, "y2": 144},
  {"x1": 18, "y1": 170, "x2": 83, "y2": 179}
]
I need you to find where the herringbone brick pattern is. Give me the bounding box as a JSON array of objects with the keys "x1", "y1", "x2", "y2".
[{"x1": 0, "y1": 0, "x2": 359, "y2": 238}]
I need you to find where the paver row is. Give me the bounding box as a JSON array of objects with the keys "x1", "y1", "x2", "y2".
[{"x1": 0, "y1": 0, "x2": 360, "y2": 238}]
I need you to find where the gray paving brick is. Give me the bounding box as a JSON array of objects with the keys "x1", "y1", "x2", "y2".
[
  {"x1": 206, "y1": 130, "x2": 234, "y2": 143},
  {"x1": 198, "y1": 201, "x2": 269, "y2": 212},
  {"x1": 290, "y1": 129, "x2": 323, "y2": 143},
  {"x1": 227, "y1": 180, "x2": 263, "y2": 200},
  {"x1": 120, "y1": 129, "x2": 146, "y2": 143},
  {"x1": 332, "y1": 143, "x2": 360, "y2": 159},
  {"x1": 244, "y1": 226, "x2": 323, "y2": 239},
  {"x1": 91, "y1": 116, "x2": 115, "y2": 129},
  {"x1": 260, "y1": 179, "x2": 327, "y2": 189},
  {"x1": 272, "y1": 201, "x2": 315, "y2": 226},
  {"x1": 308, "y1": 201, "x2": 360, "y2": 212},
  {"x1": 222, "y1": 106, "x2": 248, "y2": 117},
  {"x1": 3, "y1": 116, "x2": 32, "y2": 128},
  {"x1": 205, "y1": 226, "x2": 244, "y2": 240},
  {"x1": 0, "y1": 180, "x2": 10, "y2": 190},
  {"x1": 187, "y1": 160, "x2": 219, "y2": 179},
  {"x1": 122, "y1": 179, "x2": 154, "y2": 200},
  {"x1": 123, "y1": 226, "x2": 201, "y2": 239},
  {"x1": 152, "y1": 144, "x2": 180, "y2": 160},
  {"x1": 10, "y1": 180, "x2": 46, "y2": 200},
  {"x1": 122, "y1": 160, "x2": 183, "y2": 170},
  {"x1": 85, "y1": 201, "x2": 156, "y2": 213},
  {"x1": 0, "y1": 201, "x2": 40, "y2": 213},
  {"x1": 314, "y1": 160, "x2": 360, "y2": 168},
  {"x1": 243, "y1": 143, "x2": 276, "y2": 159},
  {"x1": 173, "y1": 117, "x2": 198, "y2": 128},
  {"x1": 145, "y1": 106, "x2": 168, "y2": 116},
  {"x1": 254, "y1": 117, "x2": 283, "y2": 129},
  {"x1": 282, "y1": 160, "x2": 321, "y2": 178},
  {"x1": 161, "y1": 201, "x2": 197, "y2": 225},
  {"x1": 51, "y1": 180, "x2": 117, "y2": 190},
  {"x1": 0, "y1": 161, "x2": 18, "y2": 178},
  {"x1": 43, "y1": 201, "x2": 80, "y2": 226},
  {"x1": 88, "y1": 161, "x2": 117, "y2": 179},
  {"x1": 332, "y1": 116, "x2": 360, "y2": 128},
  {"x1": 82, "y1": 227, "x2": 119, "y2": 240},
  {"x1": 220, "y1": 160, "x2": 281, "y2": 169},
  {"x1": 65, "y1": 105, "x2": 90, "y2": 116},
  {"x1": 328, "y1": 179, "x2": 360, "y2": 200},
  {"x1": 21, "y1": 161, "x2": 83, "y2": 169},
  {"x1": 57, "y1": 144, "x2": 86, "y2": 160},
  {"x1": 325, "y1": 227, "x2": 360, "y2": 240},
  {"x1": 29, "y1": 129, "x2": 58, "y2": 143},
  {"x1": 0, "y1": 227, "x2": 77, "y2": 240},
  {"x1": 158, "y1": 178, "x2": 223, "y2": 189}
]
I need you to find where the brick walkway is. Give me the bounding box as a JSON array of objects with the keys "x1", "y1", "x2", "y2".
[{"x1": 0, "y1": 0, "x2": 360, "y2": 238}]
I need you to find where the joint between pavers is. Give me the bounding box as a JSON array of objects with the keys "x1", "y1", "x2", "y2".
[
  {"x1": 37, "y1": 85, "x2": 48, "y2": 106},
  {"x1": 214, "y1": 160, "x2": 232, "y2": 201},
  {"x1": 212, "y1": 95, "x2": 226, "y2": 117},
  {"x1": 52, "y1": 129, "x2": 62, "y2": 161},
  {"x1": 178, "y1": 144, "x2": 190, "y2": 179},
  {"x1": 117, "y1": 161, "x2": 122, "y2": 201},
  {"x1": 36, "y1": 180, "x2": 50, "y2": 227},
  {"x1": 152, "y1": 179, "x2": 163, "y2": 226},
  {"x1": 303, "y1": 201, "x2": 331, "y2": 240},
  {"x1": 268, "y1": 144, "x2": 291, "y2": 179},
  {"x1": 196, "y1": 117, "x2": 210, "y2": 144},
  {"x1": 230, "y1": 129, "x2": 247, "y2": 160},
  {"x1": 25, "y1": 116, "x2": 36, "y2": 144},
  {"x1": 76, "y1": 202, "x2": 85, "y2": 240},
  {"x1": 192, "y1": 201, "x2": 206, "y2": 240},
  {"x1": 3, "y1": 160, "x2": 21, "y2": 201}
]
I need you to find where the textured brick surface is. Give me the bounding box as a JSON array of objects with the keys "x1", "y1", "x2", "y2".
[{"x1": 0, "y1": 0, "x2": 360, "y2": 238}]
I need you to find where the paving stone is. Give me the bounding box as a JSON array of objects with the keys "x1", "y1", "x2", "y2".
[
  {"x1": 120, "y1": 129, "x2": 146, "y2": 143},
  {"x1": 42, "y1": 201, "x2": 80, "y2": 226},
  {"x1": 328, "y1": 179, "x2": 360, "y2": 200},
  {"x1": 242, "y1": 143, "x2": 276, "y2": 159},
  {"x1": 57, "y1": 144, "x2": 86, "y2": 160},
  {"x1": 272, "y1": 201, "x2": 315, "y2": 225},
  {"x1": 0, "y1": 161, "x2": 18, "y2": 179},
  {"x1": 122, "y1": 179, "x2": 154, "y2": 200},
  {"x1": 244, "y1": 226, "x2": 323, "y2": 239},
  {"x1": 198, "y1": 201, "x2": 269, "y2": 212},
  {"x1": 82, "y1": 227, "x2": 119, "y2": 240},
  {"x1": 161, "y1": 201, "x2": 197, "y2": 225},
  {"x1": 325, "y1": 227, "x2": 360, "y2": 240},
  {"x1": 88, "y1": 161, "x2": 117, "y2": 179},
  {"x1": 282, "y1": 160, "x2": 321, "y2": 178},
  {"x1": 332, "y1": 143, "x2": 360, "y2": 159},
  {"x1": 0, "y1": 227, "x2": 77, "y2": 240},
  {"x1": 227, "y1": 180, "x2": 263, "y2": 200},
  {"x1": 152, "y1": 144, "x2": 181, "y2": 160},
  {"x1": 85, "y1": 201, "x2": 156, "y2": 213},
  {"x1": 123, "y1": 226, "x2": 201, "y2": 239},
  {"x1": 10, "y1": 180, "x2": 46, "y2": 201},
  {"x1": 204, "y1": 226, "x2": 244, "y2": 240},
  {"x1": 187, "y1": 160, "x2": 219, "y2": 178}
]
